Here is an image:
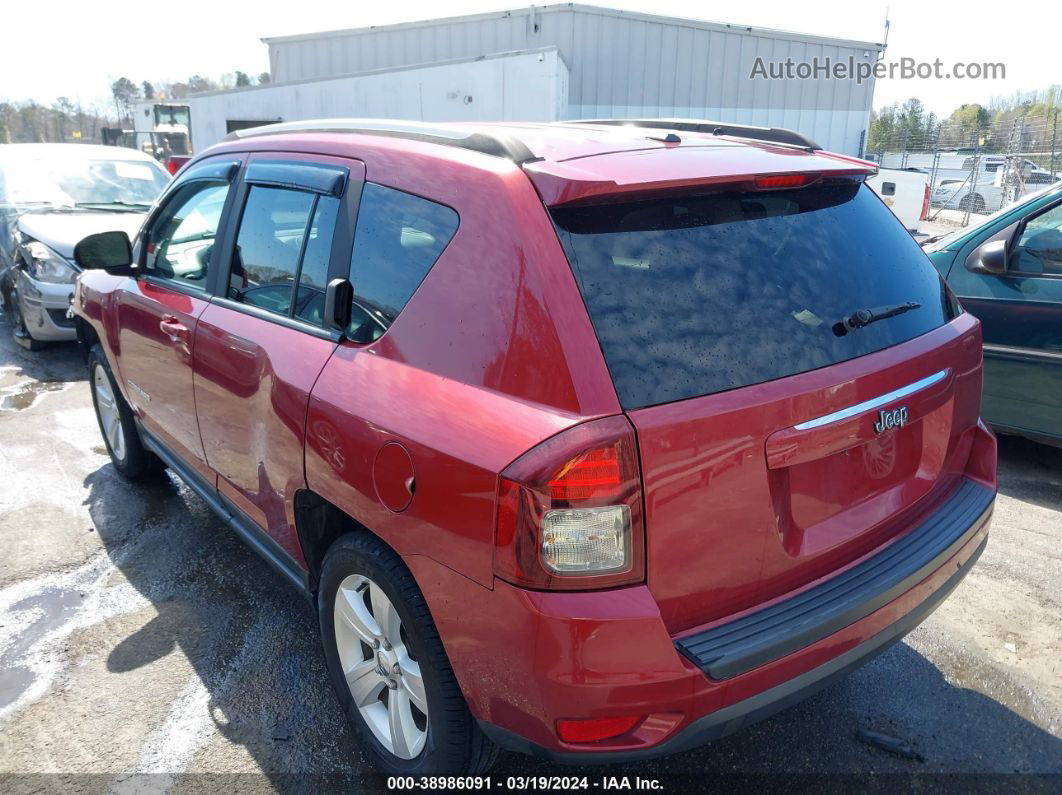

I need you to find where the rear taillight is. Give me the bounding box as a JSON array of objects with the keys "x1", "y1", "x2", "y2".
[
  {"x1": 921, "y1": 184, "x2": 930, "y2": 221},
  {"x1": 494, "y1": 415, "x2": 644, "y2": 590}
]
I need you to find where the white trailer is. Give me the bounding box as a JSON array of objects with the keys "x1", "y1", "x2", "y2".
[{"x1": 867, "y1": 168, "x2": 929, "y2": 232}]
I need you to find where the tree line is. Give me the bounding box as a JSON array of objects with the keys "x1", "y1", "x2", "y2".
[
  {"x1": 0, "y1": 71, "x2": 270, "y2": 145},
  {"x1": 868, "y1": 85, "x2": 1062, "y2": 155}
]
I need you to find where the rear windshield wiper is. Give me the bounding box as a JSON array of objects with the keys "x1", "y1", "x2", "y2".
[{"x1": 833, "y1": 301, "x2": 920, "y2": 336}]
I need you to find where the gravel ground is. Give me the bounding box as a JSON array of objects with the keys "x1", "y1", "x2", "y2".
[{"x1": 0, "y1": 313, "x2": 1059, "y2": 793}]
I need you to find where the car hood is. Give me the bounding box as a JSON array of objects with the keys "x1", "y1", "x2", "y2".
[{"x1": 16, "y1": 211, "x2": 146, "y2": 259}]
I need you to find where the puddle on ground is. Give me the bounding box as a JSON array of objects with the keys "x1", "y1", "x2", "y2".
[
  {"x1": 7, "y1": 588, "x2": 85, "y2": 658},
  {"x1": 0, "y1": 587, "x2": 86, "y2": 710},
  {"x1": 0, "y1": 666, "x2": 34, "y2": 710},
  {"x1": 0, "y1": 380, "x2": 68, "y2": 411}
]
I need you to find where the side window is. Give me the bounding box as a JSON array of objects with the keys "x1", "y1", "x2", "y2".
[
  {"x1": 294, "y1": 196, "x2": 340, "y2": 325},
  {"x1": 1012, "y1": 203, "x2": 1062, "y2": 275},
  {"x1": 145, "y1": 180, "x2": 230, "y2": 287},
  {"x1": 347, "y1": 183, "x2": 458, "y2": 343},
  {"x1": 230, "y1": 185, "x2": 341, "y2": 323},
  {"x1": 232, "y1": 186, "x2": 314, "y2": 316}
]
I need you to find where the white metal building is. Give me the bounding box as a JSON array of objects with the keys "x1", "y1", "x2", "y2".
[{"x1": 189, "y1": 4, "x2": 884, "y2": 154}]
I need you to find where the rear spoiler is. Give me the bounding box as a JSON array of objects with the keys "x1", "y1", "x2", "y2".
[{"x1": 526, "y1": 151, "x2": 877, "y2": 206}]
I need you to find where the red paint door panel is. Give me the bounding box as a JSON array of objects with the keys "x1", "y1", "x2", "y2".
[
  {"x1": 193, "y1": 306, "x2": 335, "y2": 560},
  {"x1": 116, "y1": 279, "x2": 212, "y2": 480}
]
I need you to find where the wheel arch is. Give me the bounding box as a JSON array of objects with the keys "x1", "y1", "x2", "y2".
[
  {"x1": 294, "y1": 489, "x2": 394, "y2": 592},
  {"x1": 75, "y1": 315, "x2": 101, "y2": 364}
]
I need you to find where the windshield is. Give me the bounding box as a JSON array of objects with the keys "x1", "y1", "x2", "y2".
[
  {"x1": 154, "y1": 105, "x2": 190, "y2": 127},
  {"x1": 0, "y1": 154, "x2": 169, "y2": 208},
  {"x1": 553, "y1": 182, "x2": 958, "y2": 409}
]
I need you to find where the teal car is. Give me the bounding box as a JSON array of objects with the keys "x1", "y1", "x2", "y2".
[{"x1": 923, "y1": 181, "x2": 1062, "y2": 446}]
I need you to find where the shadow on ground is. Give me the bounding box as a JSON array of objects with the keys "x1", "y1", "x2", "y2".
[{"x1": 995, "y1": 434, "x2": 1062, "y2": 512}]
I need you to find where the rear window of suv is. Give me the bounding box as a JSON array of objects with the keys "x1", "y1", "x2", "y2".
[{"x1": 552, "y1": 182, "x2": 958, "y2": 409}]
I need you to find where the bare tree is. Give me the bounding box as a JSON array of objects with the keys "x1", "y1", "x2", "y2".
[
  {"x1": 111, "y1": 77, "x2": 140, "y2": 122},
  {"x1": 187, "y1": 75, "x2": 217, "y2": 93},
  {"x1": 53, "y1": 97, "x2": 76, "y2": 140}
]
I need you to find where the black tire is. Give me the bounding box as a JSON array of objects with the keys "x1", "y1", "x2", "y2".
[
  {"x1": 960, "y1": 193, "x2": 986, "y2": 214},
  {"x1": 318, "y1": 533, "x2": 499, "y2": 775},
  {"x1": 88, "y1": 344, "x2": 164, "y2": 480},
  {"x1": 10, "y1": 290, "x2": 46, "y2": 351}
]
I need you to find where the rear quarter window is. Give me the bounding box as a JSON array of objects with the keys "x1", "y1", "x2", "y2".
[
  {"x1": 552, "y1": 182, "x2": 957, "y2": 409},
  {"x1": 347, "y1": 183, "x2": 458, "y2": 342}
]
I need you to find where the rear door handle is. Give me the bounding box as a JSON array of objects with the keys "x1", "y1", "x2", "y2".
[{"x1": 159, "y1": 315, "x2": 189, "y2": 341}]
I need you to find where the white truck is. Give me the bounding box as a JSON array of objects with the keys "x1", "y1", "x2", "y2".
[
  {"x1": 867, "y1": 168, "x2": 930, "y2": 232},
  {"x1": 132, "y1": 101, "x2": 192, "y2": 165},
  {"x1": 930, "y1": 156, "x2": 1057, "y2": 214}
]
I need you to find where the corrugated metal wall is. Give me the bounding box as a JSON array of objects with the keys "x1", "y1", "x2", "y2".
[
  {"x1": 189, "y1": 49, "x2": 567, "y2": 149},
  {"x1": 265, "y1": 5, "x2": 882, "y2": 154}
]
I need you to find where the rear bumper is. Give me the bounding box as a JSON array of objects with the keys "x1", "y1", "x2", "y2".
[
  {"x1": 676, "y1": 479, "x2": 993, "y2": 681},
  {"x1": 465, "y1": 478, "x2": 994, "y2": 762},
  {"x1": 479, "y1": 529, "x2": 988, "y2": 762}
]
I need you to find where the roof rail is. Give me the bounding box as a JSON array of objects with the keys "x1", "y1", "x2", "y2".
[
  {"x1": 224, "y1": 119, "x2": 542, "y2": 165},
  {"x1": 567, "y1": 118, "x2": 821, "y2": 151}
]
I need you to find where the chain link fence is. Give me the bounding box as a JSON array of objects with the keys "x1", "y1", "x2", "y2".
[{"x1": 866, "y1": 111, "x2": 1061, "y2": 228}]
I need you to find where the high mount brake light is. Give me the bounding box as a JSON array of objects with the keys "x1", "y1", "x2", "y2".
[
  {"x1": 753, "y1": 173, "x2": 817, "y2": 190},
  {"x1": 494, "y1": 415, "x2": 645, "y2": 590}
]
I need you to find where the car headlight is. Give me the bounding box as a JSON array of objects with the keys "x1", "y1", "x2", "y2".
[{"x1": 19, "y1": 240, "x2": 78, "y2": 284}]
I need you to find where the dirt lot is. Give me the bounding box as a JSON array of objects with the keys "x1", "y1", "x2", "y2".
[{"x1": 0, "y1": 317, "x2": 1059, "y2": 792}]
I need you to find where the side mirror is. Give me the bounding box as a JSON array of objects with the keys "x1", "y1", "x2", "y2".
[
  {"x1": 324, "y1": 278, "x2": 353, "y2": 334},
  {"x1": 74, "y1": 231, "x2": 134, "y2": 275},
  {"x1": 965, "y1": 238, "x2": 1009, "y2": 276}
]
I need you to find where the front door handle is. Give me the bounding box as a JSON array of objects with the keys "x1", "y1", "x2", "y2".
[{"x1": 159, "y1": 315, "x2": 189, "y2": 341}]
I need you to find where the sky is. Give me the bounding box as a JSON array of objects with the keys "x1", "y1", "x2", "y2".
[{"x1": 1, "y1": 0, "x2": 1058, "y2": 115}]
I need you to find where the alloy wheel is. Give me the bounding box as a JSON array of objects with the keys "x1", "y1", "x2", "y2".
[
  {"x1": 334, "y1": 574, "x2": 429, "y2": 759},
  {"x1": 93, "y1": 364, "x2": 126, "y2": 462}
]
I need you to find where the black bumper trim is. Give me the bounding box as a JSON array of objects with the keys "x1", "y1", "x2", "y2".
[
  {"x1": 478, "y1": 533, "x2": 988, "y2": 764},
  {"x1": 677, "y1": 479, "x2": 994, "y2": 680}
]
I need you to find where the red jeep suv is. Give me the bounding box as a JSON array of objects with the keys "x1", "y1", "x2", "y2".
[{"x1": 71, "y1": 119, "x2": 996, "y2": 774}]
